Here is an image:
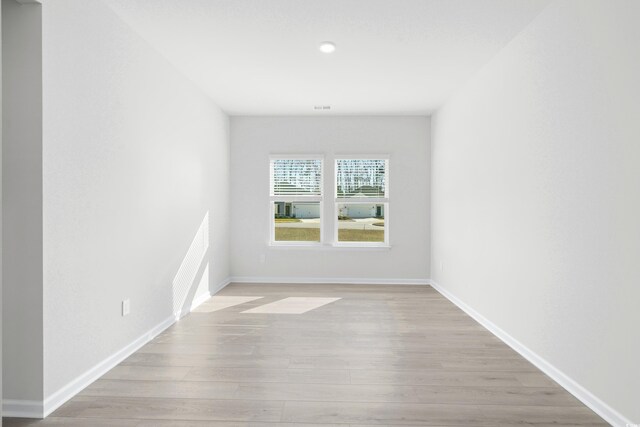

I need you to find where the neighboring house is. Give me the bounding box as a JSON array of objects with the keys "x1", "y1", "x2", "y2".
[
  {"x1": 274, "y1": 201, "x2": 291, "y2": 217},
  {"x1": 337, "y1": 185, "x2": 385, "y2": 218},
  {"x1": 292, "y1": 202, "x2": 320, "y2": 218},
  {"x1": 275, "y1": 202, "x2": 320, "y2": 219},
  {"x1": 338, "y1": 204, "x2": 384, "y2": 219},
  {"x1": 275, "y1": 202, "x2": 382, "y2": 219},
  {"x1": 274, "y1": 183, "x2": 383, "y2": 219},
  {"x1": 273, "y1": 181, "x2": 321, "y2": 218}
]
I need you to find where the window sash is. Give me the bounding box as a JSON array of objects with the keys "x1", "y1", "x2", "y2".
[
  {"x1": 335, "y1": 159, "x2": 388, "y2": 199},
  {"x1": 334, "y1": 202, "x2": 389, "y2": 247},
  {"x1": 270, "y1": 158, "x2": 323, "y2": 197},
  {"x1": 270, "y1": 200, "x2": 323, "y2": 245},
  {"x1": 269, "y1": 156, "x2": 324, "y2": 246}
]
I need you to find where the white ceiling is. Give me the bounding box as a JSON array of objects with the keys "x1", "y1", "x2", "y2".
[{"x1": 103, "y1": 0, "x2": 549, "y2": 115}]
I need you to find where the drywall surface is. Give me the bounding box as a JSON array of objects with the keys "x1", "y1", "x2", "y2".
[
  {"x1": 431, "y1": 0, "x2": 640, "y2": 422},
  {"x1": 1, "y1": 1, "x2": 3, "y2": 423},
  {"x1": 42, "y1": 0, "x2": 229, "y2": 399},
  {"x1": 2, "y1": 0, "x2": 43, "y2": 403},
  {"x1": 230, "y1": 116, "x2": 430, "y2": 281}
]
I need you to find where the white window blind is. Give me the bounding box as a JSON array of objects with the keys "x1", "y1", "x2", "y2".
[
  {"x1": 336, "y1": 159, "x2": 387, "y2": 198},
  {"x1": 270, "y1": 159, "x2": 322, "y2": 197}
]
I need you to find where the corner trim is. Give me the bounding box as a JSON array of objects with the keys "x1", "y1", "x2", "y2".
[
  {"x1": 4, "y1": 277, "x2": 232, "y2": 419},
  {"x1": 179, "y1": 276, "x2": 232, "y2": 318},
  {"x1": 210, "y1": 276, "x2": 233, "y2": 294},
  {"x1": 229, "y1": 276, "x2": 431, "y2": 285},
  {"x1": 430, "y1": 280, "x2": 634, "y2": 427}
]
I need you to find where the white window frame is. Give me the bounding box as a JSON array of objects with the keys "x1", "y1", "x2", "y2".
[
  {"x1": 334, "y1": 156, "x2": 390, "y2": 248},
  {"x1": 269, "y1": 154, "x2": 324, "y2": 247}
]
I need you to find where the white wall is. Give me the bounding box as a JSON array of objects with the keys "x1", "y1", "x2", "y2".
[
  {"x1": 231, "y1": 116, "x2": 429, "y2": 282},
  {"x1": 1, "y1": 1, "x2": 3, "y2": 423},
  {"x1": 2, "y1": 0, "x2": 43, "y2": 405},
  {"x1": 40, "y1": 0, "x2": 229, "y2": 407},
  {"x1": 431, "y1": 0, "x2": 640, "y2": 423}
]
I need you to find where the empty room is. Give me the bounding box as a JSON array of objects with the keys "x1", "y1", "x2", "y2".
[{"x1": 1, "y1": 0, "x2": 639, "y2": 426}]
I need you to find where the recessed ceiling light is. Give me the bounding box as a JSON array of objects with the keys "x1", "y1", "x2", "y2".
[{"x1": 319, "y1": 41, "x2": 336, "y2": 53}]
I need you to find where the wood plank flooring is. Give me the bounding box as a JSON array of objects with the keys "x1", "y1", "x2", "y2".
[{"x1": 3, "y1": 283, "x2": 607, "y2": 426}]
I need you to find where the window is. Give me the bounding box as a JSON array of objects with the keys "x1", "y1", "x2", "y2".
[
  {"x1": 270, "y1": 157, "x2": 323, "y2": 244},
  {"x1": 268, "y1": 155, "x2": 389, "y2": 247},
  {"x1": 335, "y1": 158, "x2": 389, "y2": 246}
]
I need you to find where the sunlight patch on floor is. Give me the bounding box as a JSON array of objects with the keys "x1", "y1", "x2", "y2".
[
  {"x1": 241, "y1": 297, "x2": 341, "y2": 314},
  {"x1": 193, "y1": 296, "x2": 264, "y2": 313}
]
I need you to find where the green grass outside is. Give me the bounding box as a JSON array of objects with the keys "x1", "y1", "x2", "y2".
[
  {"x1": 274, "y1": 227, "x2": 384, "y2": 242},
  {"x1": 274, "y1": 218, "x2": 302, "y2": 223},
  {"x1": 338, "y1": 229, "x2": 384, "y2": 242},
  {"x1": 275, "y1": 227, "x2": 320, "y2": 241}
]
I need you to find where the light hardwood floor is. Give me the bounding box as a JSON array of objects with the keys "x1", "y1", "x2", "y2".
[{"x1": 4, "y1": 284, "x2": 607, "y2": 426}]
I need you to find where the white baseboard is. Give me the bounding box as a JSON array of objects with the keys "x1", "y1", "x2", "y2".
[
  {"x1": 2, "y1": 399, "x2": 44, "y2": 419},
  {"x1": 3, "y1": 277, "x2": 233, "y2": 419},
  {"x1": 40, "y1": 314, "x2": 176, "y2": 418},
  {"x1": 229, "y1": 276, "x2": 431, "y2": 285},
  {"x1": 13, "y1": 276, "x2": 626, "y2": 424},
  {"x1": 430, "y1": 280, "x2": 633, "y2": 427}
]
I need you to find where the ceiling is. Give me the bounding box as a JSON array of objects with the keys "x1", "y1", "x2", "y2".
[{"x1": 103, "y1": 0, "x2": 549, "y2": 116}]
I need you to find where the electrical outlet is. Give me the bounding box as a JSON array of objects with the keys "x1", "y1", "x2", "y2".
[
  {"x1": 122, "y1": 299, "x2": 130, "y2": 317},
  {"x1": 259, "y1": 254, "x2": 266, "y2": 264},
  {"x1": 440, "y1": 261, "x2": 444, "y2": 272}
]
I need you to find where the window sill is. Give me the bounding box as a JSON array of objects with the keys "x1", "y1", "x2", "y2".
[
  {"x1": 332, "y1": 243, "x2": 391, "y2": 250},
  {"x1": 269, "y1": 242, "x2": 323, "y2": 248}
]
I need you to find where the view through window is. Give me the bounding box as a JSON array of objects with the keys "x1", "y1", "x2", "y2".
[
  {"x1": 336, "y1": 159, "x2": 388, "y2": 245},
  {"x1": 270, "y1": 158, "x2": 322, "y2": 243},
  {"x1": 269, "y1": 156, "x2": 388, "y2": 246}
]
